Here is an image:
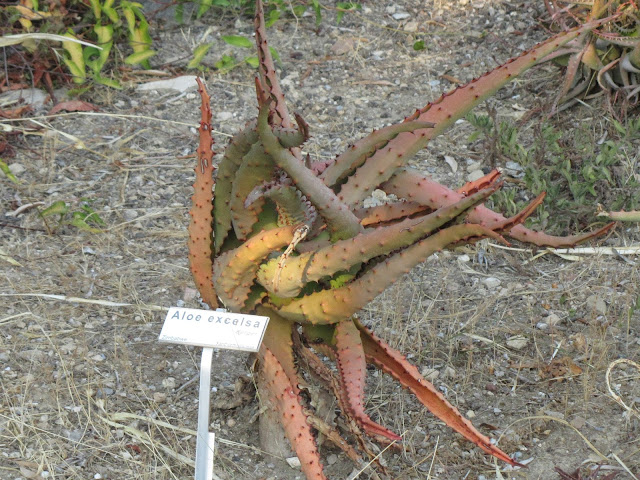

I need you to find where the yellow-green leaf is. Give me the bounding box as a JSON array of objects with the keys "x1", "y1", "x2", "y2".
[
  {"x1": 188, "y1": 43, "x2": 213, "y2": 69},
  {"x1": 125, "y1": 49, "x2": 156, "y2": 65},
  {"x1": 0, "y1": 159, "x2": 19, "y2": 184},
  {"x1": 40, "y1": 200, "x2": 69, "y2": 218},
  {"x1": 221, "y1": 35, "x2": 252, "y2": 48}
]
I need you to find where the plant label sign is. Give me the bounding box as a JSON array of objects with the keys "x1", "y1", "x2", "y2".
[{"x1": 159, "y1": 307, "x2": 269, "y2": 352}]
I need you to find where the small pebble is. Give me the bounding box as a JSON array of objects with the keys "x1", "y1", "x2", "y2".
[
  {"x1": 123, "y1": 209, "x2": 138, "y2": 221},
  {"x1": 547, "y1": 313, "x2": 561, "y2": 326},
  {"x1": 483, "y1": 277, "x2": 501, "y2": 289},
  {"x1": 8, "y1": 163, "x2": 26, "y2": 175},
  {"x1": 286, "y1": 456, "x2": 301, "y2": 469}
]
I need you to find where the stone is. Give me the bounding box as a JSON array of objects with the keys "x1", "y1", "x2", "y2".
[
  {"x1": 586, "y1": 294, "x2": 607, "y2": 315},
  {"x1": 136, "y1": 75, "x2": 198, "y2": 93},
  {"x1": 506, "y1": 335, "x2": 528, "y2": 350},
  {"x1": 8, "y1": 163, "x2": 26, "y2": 175},
  {"x1": 285, "y1": 456, "x2": 301, "y2": 469},
  {"x1": 466, "y1": 169, "x2": 485, "y2": 182},
  {"x1": 483, "y1": 277, "x2": 501, "y2": 289}
]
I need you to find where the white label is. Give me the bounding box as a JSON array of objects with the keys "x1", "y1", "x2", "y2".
[{"x1": 158, "y1": 307, "x2": 269, "y2": 352}]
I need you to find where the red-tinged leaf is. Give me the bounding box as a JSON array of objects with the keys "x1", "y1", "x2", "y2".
[
  {"x1": 354, "y1": 319, "x2": 522, "y2": 467},
  {"x1": 49, "y1": 100, "x2": 99, "y2": 114},
  {"x1": 456, "y1": 169, "x2": 501, "y2": 196},
  {"x1": 188, "y1": 79, "x2": 218, "y2": 308},
  {"x1": 0, "y1": 105, "x2": 32, "y2": 119},
  {"x1": 384, "y1": 168, "x2": 615, "y2": 247},
  {"x1": 259, "y1": 346, "x2": 327, "y2": 480},
  {"x1": 335, "y1": 320, "x2": 401, "y2": 442}
]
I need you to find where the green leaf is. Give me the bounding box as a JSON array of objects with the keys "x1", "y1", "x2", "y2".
[
  {"x1": 413, "y1": 40, "x2": 425, "y2": 51},
  {"x1": 244, "y1": 56, "x2": 259, "y2": 68},
  {"x1": 265, "y1": 8, "x2": 280, "y2": 27},
  {"x1": 221, "y1": 35, "x2": 253, "y2": 48},
  {"x1": 125, "y1": 49, "x2": 156, "y2": 65},
  {"x1": 69, "y1": 212, "x2": 103, "y2": 233},
  {"x1": 94, "y1": 75, "x2": 122, "y2": 89},
  {"x1": 89, "y1": 0, "x2": 101, "y2": 19},
  {"x1": 80, "y1": 204, "x2": 106, "y2": 226},
  {"x1": 40, "y1": 200, "x2": 69, "y2": 218},
  {"x1": 310, "y1": 0, "x2": 322, "y2": 26},
  {"x1": 62, "y1": 32, "x2": 86, "y2": 83},
  {"x1": 174, "y1": 2, "x2": 184, "y2": 23},
  {"x1": 336, "y1": 2, "x2": 361, "y2": 24},
  {"x1": 188, "y1": 43, "x2": 213, "y2": 69},
  {"x1": 269, "y1": 46, "x2": 280, "y2": 62},
  {"x1": 0, "y1": 159, "x2": 19, "y2": 184},
  {"x1": 103, "y1": 6, "x2": 119, "y2": 23},
  {"x1": 215, "y1": 53, "x2": 236, "y2": 72},
  {"x1": 197, "y1": 0, "x2": 213, "y2": 19}
]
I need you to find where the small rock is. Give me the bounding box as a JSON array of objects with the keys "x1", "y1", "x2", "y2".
[
  {"x1": 483, "y1": 277, "x2": 501, "y2": 289},
  {"x1": 327, "y1": 454, "x2": 338, "y2": 465},
  {"x1": 466, "y1": 161, "x2": 483, "y2": 172},
  {"x1": 443, "y1": 155, "x2": 458, "y2": 173},
  {"x1": 586, "y1": 294, "x2": 607, "y2": 315},
  {"x1": 466, "y1": 410, "x2": 476, "y2": 419},
  {"x1": 536, "y1": 322, "x2": 548, "y2": 330},
  {"x1": 457, "y1": 254, "x2": 470, "y2": 262},
  {"x1": 286, "y1": 456, "x2": 301, "y2": 469},
  {"x1": 216, "y1": 111, "x2": 233, "y2": 122},
  {"x1": 466, "y1": 170, "x2": 485, "y2": 182},
  {"x1": 123, "y1": 209, "x2": 138, "y2": 221},
  {"x1": 227, "y1": 418, "x2": 236, "y2": 428},
  {"x1": 506, "y1": 335, "x2": 528, "y2": 350},
  {"x1": 547, "y1": 313, "x2": 561, "y2": 326},
  {"x1": 96, "y1": 387, "x2": 114, "y2": 398},
  {"x1": 493, "y1": 407, "x2": 502, "y2": 414},
  {"x1": 90, "y1": 353, "x2": 106, "y2": 362},
  {"x1": 153, "y1": 392, "x2": 167, "y2": 403},
  {"x1": 486, "y1": 383, "x2": 498, "y2": 393},
  {"x1": 136, "y1": 75, "x2": 198, "y2": 93},
  {"x1": 505, "y1": 160, "x2": 524, "y2": 177},
  {"x1": 420, "y1": 367, "x2": 439, "y2": 381},
  {"x1": 570, "y1": 416, "x2": 585, "y2": 430},
  {"x1": 392, "y1": 12, "x2": 411, "y2": 20},
  {"x1": 162, "y1": 377, "x2": 176, "y2": 389},
  {"x1": 404, "y1": 21, "x2": 418, "y2": 32},
  {"x1": 8, "y1": 163, "x2": 26, "y2": 175},
  {"x1": 442, "y1": 366, "x2": 456, "y2": 379}
]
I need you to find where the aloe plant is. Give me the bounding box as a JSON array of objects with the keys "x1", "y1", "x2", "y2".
[
  {"x1": 187, "y1": 2, "x2": 615, "y2": 478},
  {"x1": 543, "y1": 0, "x2": 637, "y2": 112}
]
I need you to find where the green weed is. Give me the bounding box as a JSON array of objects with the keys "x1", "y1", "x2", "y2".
[
  {"x1": 39, "y1": 199, "x2": 106, "y2": 233},
  {"x1": 467, "y1": 111, "x2": 640, "y2": 232}
]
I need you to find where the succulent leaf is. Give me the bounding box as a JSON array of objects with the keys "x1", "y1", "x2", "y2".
[
  {"x1": 257, "y1": 99, "x2": 363, "y2": 241},
  {"x1": 320, "y1": 120, "x2": 435, "y2": 187},
  {"x1": 214, "y1": 120, "x2": 259, "y2": 253},
  {"x1": 334, "y1": 319, "x2": 401, "y2": 442},
  {"x1": 257, "y1": 183, "x2": 502, "y2": 298},
  {"x1": 353, "y1": 201, "x2": 431, "y2": 227},
  {"x1": 213, "y1": 225, "x2": 296, "y2": 310},
  {"x1": 354, "y1": 319, "x2": 521, "y2": 466},
  {"x1": 230, "y1": 142, "x2": 275, "y2": 240},
  {"x1": 259, "y1": 346, "x2": 326, "y2": 480},
  {"x1": 384, "y1": 168, "x2": 615, "y2": 247},
  {"x1": 188, "y1": 78, "x2": 218, "y2": 308},
  {"x1": 274, "y1": 224, "x2": 504, "y2": 324}
]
